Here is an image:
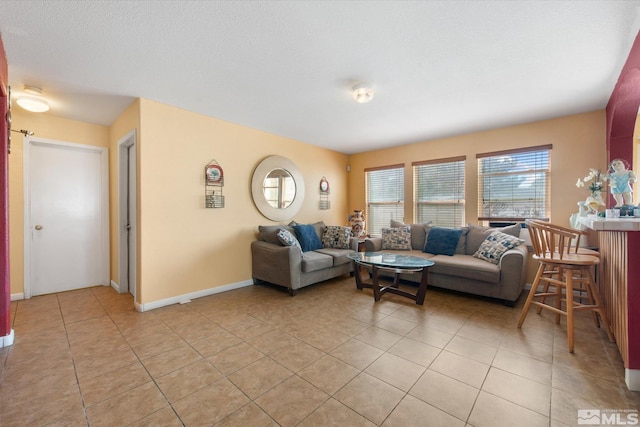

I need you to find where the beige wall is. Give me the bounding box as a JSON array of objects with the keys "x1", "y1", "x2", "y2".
[
  {"x1": 8, "y1": 110, "x2": 110, "y2": 295},
  {"x1": 348, "y1": 111, "x2": 607, "y2": 284},
  {"x1": 135, "y1": 99, "x2": 349, "y2": 303},
  {"x1": 9, "y1": 104, "x2": 608, "y2": 303},
  {"x1": 348, "y1": 111, "x2": 608, "y2": 229}
]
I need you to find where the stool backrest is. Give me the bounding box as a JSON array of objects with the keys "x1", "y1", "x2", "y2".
[{"x1": 526, "y1": 220, "x2": 581, "y2": 260}]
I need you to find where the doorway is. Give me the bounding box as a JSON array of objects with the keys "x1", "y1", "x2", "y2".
[
  {"x1": 117, "y1": 130, "x2": 137, "y2": 301},
  {"x1": 24, "y1": 137, "x2": 109, "y2": 297}
]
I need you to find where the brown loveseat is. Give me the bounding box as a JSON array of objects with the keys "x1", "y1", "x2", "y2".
[
  {"x1": 251, "y1": 221, "x2": 358, "y2": 296},
  {"x1": 364, "y1": 222, "x2": 528, "y2": 305}
]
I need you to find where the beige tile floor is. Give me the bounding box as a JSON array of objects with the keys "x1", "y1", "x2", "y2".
[{"x1": 0, "y1": 276, "x2": 638, "y2": 426}]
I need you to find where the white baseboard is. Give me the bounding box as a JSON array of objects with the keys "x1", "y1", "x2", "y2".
[
  {"x1": 111, "y1": 280, "x2": 120, "y2": 293},
  {"x1": 10, "y1": 293, "x2": 24, "y2": 301},
  {"x1": 0, "y1": 329, "x2": 15, "y2": 347},
  {"x1": 626, "y1": 368, "x2": 640, "y2": 391},
  {"x1": 134, "y1": 280, "x2": 254, "y2": 312}
]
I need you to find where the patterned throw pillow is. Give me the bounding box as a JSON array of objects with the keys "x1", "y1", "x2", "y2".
[
  {"x1": 322, "y1": 226, "x2": 353, "y2": 249},
  {"x1": 381, "y1": 226, "x2": 411, "y2": 250},
  {"x1": 473, "y1": 231, "x2": 524, "y2": 264},
  {"x1": 277, "y1": 228, "x2": 303, "y2": 254}
]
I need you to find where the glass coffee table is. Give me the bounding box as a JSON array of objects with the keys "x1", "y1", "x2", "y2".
[{"x1": 347, "y1": 252, "x2": 435, "y2": 305}]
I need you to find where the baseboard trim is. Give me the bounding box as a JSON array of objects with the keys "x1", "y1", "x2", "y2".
[
  {"x1": 134, "y1": 280, "x2": 254, "y2": 312},
  {"x1": 626, "y1": 368, "x2": 640, "y2": 391},
  {"x1": 1, "y1": 329, "x2": 15, "y2": 348},
  {"x1": 10, "y1": 293, "x2": 24, "y2": 301},
  {"x1": 110, "y1": 280, "x2": 120, "y2": 293}
]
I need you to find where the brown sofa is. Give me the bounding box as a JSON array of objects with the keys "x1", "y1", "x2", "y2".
[
  {"x1": 364, "y1": 222, "x2": 528, "y2": 305},
  {"x1": 251, "y1": 221, "x2": 358, "y2": 296}
]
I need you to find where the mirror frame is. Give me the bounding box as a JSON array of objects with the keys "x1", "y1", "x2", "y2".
[{"x1": 251, "y1": 155, "x2": 305, "y2": 221}]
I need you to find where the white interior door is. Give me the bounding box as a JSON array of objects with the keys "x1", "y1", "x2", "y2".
[
  {"x1": 118, "y1": 130, "x2": 136, "y2": 300},
  {"x1": 25, "y1": 138, "x2": 109, "y2": 297}
]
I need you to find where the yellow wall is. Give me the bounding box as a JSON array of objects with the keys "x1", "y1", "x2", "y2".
[
  {"x1": 348, "y1": 111, "x2": 607, "y2": 284},
  {"x1": 8, "y1": 110, "x2": 110, "y2": 295},
  {"x1": 348, "y1": 111, "x2": 607, "y2": 229},
  {"x1": 136, "y1": 99, "x2": 349, "y2": 303},
  {"x1": 9, "y1": 104, "x2": 608, "y2": 304}
]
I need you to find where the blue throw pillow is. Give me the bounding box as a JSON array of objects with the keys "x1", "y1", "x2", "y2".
[
  {"x1": 293, "y1": 224, "x2": 323, "y2": 252},
  {"x1": 424, "y1": 227, "x2": 463, "y2": 256}
]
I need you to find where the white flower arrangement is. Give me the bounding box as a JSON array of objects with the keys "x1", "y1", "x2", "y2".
[{"x1": 576, "y1": 168, "x2": 607, "y2": 211}]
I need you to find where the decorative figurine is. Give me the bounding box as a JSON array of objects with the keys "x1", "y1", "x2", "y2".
[{"x1": 608, "y1": 158, "x2": 636, "y2": 207}]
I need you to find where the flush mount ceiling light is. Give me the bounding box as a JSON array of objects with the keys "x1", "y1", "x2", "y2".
[
  {"x1": 16, "y1": 85, "x2": 50, "y2": 113},
  {"x1": 352, "y1": 83, "x2": 374, "y2": 104}
]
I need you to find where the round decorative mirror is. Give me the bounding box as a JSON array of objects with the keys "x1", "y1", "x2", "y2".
[
  {"x1": 263, "y1": 168, "x2": 295, "y2": 209},
  {"x1": 252, "y1": 155, "x2": 305, "y2": 221}
]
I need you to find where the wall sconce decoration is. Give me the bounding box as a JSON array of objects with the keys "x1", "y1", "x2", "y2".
[
  {"x1": 319, "y1": 176, "x2": 330, "y2": 210},
  {"x1": 205, "y1": 159, "x2": 224, "y2": 208}
]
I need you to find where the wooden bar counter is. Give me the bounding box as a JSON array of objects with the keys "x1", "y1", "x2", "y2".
[{"x1": 581, "y1": 217, "x2": 640, "y2": 391}]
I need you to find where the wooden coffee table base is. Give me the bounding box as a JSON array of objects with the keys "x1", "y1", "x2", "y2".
[{"x1": 352, "y1": 262, "x2": 430, "y2": 305}]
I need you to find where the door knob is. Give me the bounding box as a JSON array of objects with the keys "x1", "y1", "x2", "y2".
[{"x1": 35, "y1": 225, "x2": 43, "y2": 230}]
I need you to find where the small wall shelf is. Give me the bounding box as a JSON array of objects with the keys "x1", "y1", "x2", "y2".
[{"x1": 205, "y1": 159, "x2": 225, "y2": 208}]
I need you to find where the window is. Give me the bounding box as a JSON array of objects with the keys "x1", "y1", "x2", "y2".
[
  {"x1": 413, "y1": 156, "x2": 466, "y2": 227},
  {"x1": 477, "y1": 145, "x2": 551, "y2": 221},
  {"x1": 365, "y1": 164, "x2": 404, "y2": 236}
]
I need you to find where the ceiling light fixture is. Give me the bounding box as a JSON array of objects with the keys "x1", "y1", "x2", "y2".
[
  {"x1": 352, "y1": 83, "x2": 374, "y2": 104},
  {"x1": 16, "y1": 86, "x2": 50, "y2": 113}
]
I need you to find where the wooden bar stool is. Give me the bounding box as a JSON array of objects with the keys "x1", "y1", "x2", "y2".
[
  {"x1": 527, "y1": 220, "x2": 600, "y2": 307},
  {"x1": 517, "y1": 220, "x2": 614, "y2": 353}
]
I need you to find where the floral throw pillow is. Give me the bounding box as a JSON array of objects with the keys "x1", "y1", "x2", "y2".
[
  {"x1": 381, "y1": 226, "x2": 411, "y2": 250},
  {"x1": 473, "y1": 231, "x2": 524, "y2": 264},
  {"x1": 277, "y1": 228, "x2": 303, "y2": 254},
  {"x1": 322, "y1": 226, "x2": 353, "y2": 249}
]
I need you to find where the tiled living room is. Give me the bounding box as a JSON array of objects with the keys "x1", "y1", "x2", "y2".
[
  {"x1": 2, "y1": 2, "x2": 640, "y2": 426},
  {"x1": 2, "y1": 278, "x2": 638, "y2": 427}
]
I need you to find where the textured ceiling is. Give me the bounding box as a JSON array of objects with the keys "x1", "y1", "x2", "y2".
[{"x1": 1, "y1": 1, "x2": 639, "y2": 154}]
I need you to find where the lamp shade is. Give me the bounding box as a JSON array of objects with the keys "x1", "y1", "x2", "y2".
[{"x1": 16, "y1": 96, "x2": 50, "y2": 113}]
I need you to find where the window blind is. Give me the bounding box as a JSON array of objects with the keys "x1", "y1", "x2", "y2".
[
  {"x1": 477, "y1": 145, "x2": 551, "y2": 221},
  {"x1": 413, "y1": 156, "x2": 465, "y2": 227},
  {"x1": 365, "y1": 165, "x2": 404, "y2": 236}
]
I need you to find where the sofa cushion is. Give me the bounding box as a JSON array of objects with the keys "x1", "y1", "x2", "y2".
[
  {"x1": 293, "y1": 224, "x2": 324, "y2": 252},
  {"x1": 300, "y1": 251, "x2": 334, "y2": 272},
  {"x1": 381, "y1": 226, "x2": 411, "y2": 250},
  {"x1": 322, "y1": 226, "x2": 352, "y2": 249},
  {"x1": 277, "y1": 228, "x2": 303, "y2": 254},
  {"x1": 424, "y1": 227, "x2": 463, "y2": 256},
  {"x1": 454, "y1": 227, "x2": 469, "y2": 254},
  {"x1": 465, "y1": 223, "x2": 522, "y2": 255},
  {"x1": 473, "y1": 231, "x2": 524, "y2": 264},
  {"x1": 430, "y1": 254, "x2": 500, "y2": 283},
  {"x1": 311, "y1": 221, "x2": 326, "y2": 240},
  {"x1": 259, "y1": 225, "x2": 295, "y2": 245},
  {"x1": 316, "y1": 248, "x2": 353, "y2": 266},
  {"x1": 391, "y1": 220, "x2": 432, "y2": 250}
]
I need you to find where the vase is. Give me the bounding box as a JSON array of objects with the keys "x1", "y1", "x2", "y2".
[
  {"x1": 585, "y1": 190, "x2": 605, "y2": 214},
  {"x1": 350, "y1": 210, "x2": 366, "y2": 238}
]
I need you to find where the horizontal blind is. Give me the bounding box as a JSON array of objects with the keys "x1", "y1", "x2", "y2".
[
  {"x1": 413, "y1": 157, "x2": 465, "y2": 227},
  {"x1": 365, "y1": 165, "x2": 404, "y2": 236},
  {"x1": 477, "y1": 146, "x2": 551, "y2": 221}
]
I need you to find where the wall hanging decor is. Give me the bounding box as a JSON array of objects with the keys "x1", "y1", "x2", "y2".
[
  {"x1": 205, "y1": 159, "x2": 224, "y2": 208},
  {"x1": 251, "y1": 155, "x2": 305, "y2": 221},
  {"x1": 319, "y1": 176, "x2": 330, "y2": 209}
]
